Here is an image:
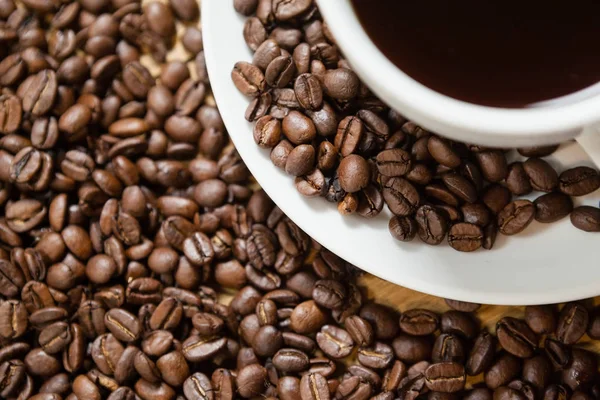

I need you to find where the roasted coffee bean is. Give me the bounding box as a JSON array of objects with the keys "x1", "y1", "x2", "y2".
[
  {"x1": 183, "y1": 335, "x2": 228, "y2": 363},
  {"x1": 556, "y1": 303, "x2": 589, "y2": 345},
  {"x1": 496, "y1": 317, "x2": 537, "y2": 358},
  {"x1": 524, "y1": 305, "x2": 556, "y2": 335},
  {"x1": 432, "y1": 333, "x2": 465, "y2": 364},
  {"x1": 393, "y1": 334, "x2": 433, "y2": 364},
  {"x1": 383, "y1": 177, "x2": 420, "y2": 216},
  {"x1": 498, "y1": 200, "x2": 535, "y2": 235},
  {"x1": 237, "y1": 363, "x2": 267, "y2": 398},
  {"x1": 316, "y1": 325, "x2": 354, "y2": 358},
  {"x1": 416, "y1": 205, "x2": 449, "y2": 245},
  {"x1": 447, "y1": 223, "x2": 483, "y2": 252},
  {"x1": 183, "y1": 372, "x2": 213, "y2": 400},
  {"x1": 570, "y1": 206, "x2": 600, "y2": 232},
  {"x1": 534, "y1": 192, "x2": 573, "y2": 223},
  {"x1": 523, "y1": 158, "x2": 559, "y2": 192},
  {"x1": 312, "y1": 279, "x2": 346, "y2": 310},
  {"x1": 357, "y1": 341, "x2": 394, "y2": 369},
  {"x1": 562, "y1": 348, "x2": 597, "y2": 391},
  {"x1": 400, "y1": 309, "x2": 439, "y2": 336},
  {"x1": 559, "y1": 166, "x2": 600, "y2": 196},
  {"x1": 232, "y1": 61, "x2": 266, "y2": 97},
  {"x1": 466, "y1": 330, "x2": 496, "y2": 375},
  {"x1": 484, "y1": 353, "x2": 521, "y2": 389},
  {"x1": 425, "y1": 362, "x2": 466, "y2": 393},
  {"x1": 300, "y1": 372, "x2": 330, "y2": 400}
]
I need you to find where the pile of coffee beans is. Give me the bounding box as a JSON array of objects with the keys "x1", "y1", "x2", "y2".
[
  {"x1": 231, "y1": 0, "x2": 600, "y2": 252},
  {"x1": 1, "y1": 0, "x2": 600, "y2": 399}
]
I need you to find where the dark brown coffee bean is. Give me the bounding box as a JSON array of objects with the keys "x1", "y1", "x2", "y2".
[
  {"x1": 425, "y1": 362, "x2": 465, "y2": 393},
  {"x1": 427, "y1": 137, "x2": 461, "y2": 169},
  {"x1": 432, "y1": 333, "x2": 465, "y2": 364},
  {"x1": 416, "y1": 205, "x2": 449, "y2": 245},
  {"x1": 344, "y1": 316, "x2": 374, "y2": 347},
  {"x1": 232, "y1": 61, "x2": 266, "y2": 97},
  {"x1": 39, "y1": 321, "x2": 71, "y2": 354},
  {"x1": 559, "y1": 166, "x2": 600, "y2": 196},
  {"x1": 122, "y1": 62, "x2": 154, "y2": 99},
  {"x1": 524, "y1": 305, "x2": 556, "y2": 335},
  {"x1": 534, "y1": 192, "x2": 573, "y2": 223},
  {"x1": 316, "y1": 325, "x2": 354, "y2": 358},
  {"x1": 496, "y1": 317, "x2": 538, "y2": 358},
  {"x1": 483, "y1": 184, "x2": 511, "y2": 215},
  {"x1": 283, "y1": 111, "x2": 317, "y2": 145},
  {"x1": 484, "y1": 353, "x2": 521, "y2": 389},
  {"x1": 476, "y1": 151, "x2": 508, "y2": 183},
  {"x1": 18, "y1": 69, "x2": 58, "y2": 116},
  {"x1": 392, "y1": 334, "x2": 432, "y2": 364},
  {"x1": 400, "y1": 309, "x2": 439, "y2": 336},
  {"x1": 388, "y1": 216, "x2": 418, "y2": 242},
  {"x1": 183, "y1": 372, "x2": 213, "y2": 400},
  {"x1": 523, "y1": 158, "x2": 559, "y2": 192},
  {"x1": 290, "y1": 300, "x2": 328, "y2": 334},
  {"x1": 556, "y1": 303, "x2": 589, "y2": 345},
  {"x1": 0, "y1": 300, "x2": 28, "y2": 339},
  {"x1": 497, "y1": 200, "x2": 535, "y2": 235},
  {"x1": 522, "y1": 354, "x2": 552, "y2": 393},
  {"x1": 323, "y1": 68, "x2": 359, "y2": 101},
  {"x1": 383, "y1": 177, "x2": 420, "y2": 216},
  {"x1": 300, "y1": 372, "x2": 330, "y2": 400},
  {"x1": 518, "y1": 145, "x2": 559, "y2": 157},
  {"x1": 357, "y1": 341, "x2": 394, "y2": 369},
  {"x1": 447, "y1": 223, "x2": 483, "y2": 252},
  {"x1": 312, "y1": 279, "x2": 346, "y2": 310},
  {"x1": 182, "y1": 335, "x2": 227, "y2": 363},
  {"x1": 506, "y1": 162, "x2": 533, "y2": 196},
  {"x1": 237, "y1": 363, "x2": 267, "y2": 398},
  {"x1": 561, "y1": 348, "x2": 597, "y2": 391},
  {"x1": 273, "y1": 348, "x2": 310, "y2": 372},
  {"x1": 570, "y1": 206, "x2": 600, "y2": 232}
]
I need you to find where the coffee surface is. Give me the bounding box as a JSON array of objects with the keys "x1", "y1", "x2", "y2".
[{"x1": 351, "y1": 0, "x2": 600, "y2": 108}]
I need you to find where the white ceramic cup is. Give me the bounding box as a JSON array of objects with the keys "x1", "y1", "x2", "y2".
[{"x1": 316, "y1": 0, "x2": 600, "y2": 154}]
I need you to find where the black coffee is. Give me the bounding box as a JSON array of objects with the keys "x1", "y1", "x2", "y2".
[{"x1": 351, "y1": 0, "x2": 600, "y2": 108}]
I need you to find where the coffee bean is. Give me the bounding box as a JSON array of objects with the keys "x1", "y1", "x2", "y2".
[
  {"x1": 400, "y1": 309, "x2": 439, "y2": 336},
  {"x1": 425, "y1": 362, "x2": 466, "y2": 393},
  {"x1": 518, "y1": 145, "x2": 559, "y2": 157},
  {"x1": 283, "y1": 111, "x2": 317, "y2": 145},
  {"x1": 388, "y1": 216, "x2": 418, "y2": 242},
  {"x1": 534, "y1": 192, "x2": 573, "y2": 223},
  {"x1": 482, "y1": 184, "x2": 511, "y2": 215},
  {"x1": 523, "y1": 158, "x2": 559, "y2": 192},
  {"x1": 447, "y1": 223, "x2": 483, "y2": 252},
  {"x1": 496, "y1": 317, "x2": 538, "y2": 358},
  {"x1": 39, "y1": 321, "x2": 71, "y2": 354},
  {"x1": 383, "y1": 177, "x2": 420, "y2": 216},
  {"x1": 183, "y1": 335, "x2": 227, "y2": 363},
  {"x1": 392, "y1": 334, "x2": 432, "y2": 364},
  {"x1": 18, "y1": 69, "x2": 58, "y2": 116},
  {"x1": 291, "y1": 300, "x2": 328, "y2": 334},
  {"x1": 312, "y1": 279, "x2": 346, "y2": 310},
  {"x1": 432, "y1": 333, "x2": 465, "y2": 364},
  {"x1": 524, "y1": 305, "x2": 556, "y2": 335},
  {"x1": 556, "y1": 303, "x2": 589, "y2": 345},
  {"x1": 358, "y1": 341, "x2": 394, "y2": 369},
  {"x1": 416, "y1": 205, "x2": 449, "y2": 245},
  {"x1": 323, "y1": 68, "x2": 360, "y2": 101},
  {"x1": 562, "y1": 348, "x2": 597, "y2": 391},
  {"x1": 559, "y1": 166, "x2": 600, "y2": 196},
  {"x1": 232, "y1": 61, "x2": 266, "y2": 97},
  {"x1": 484, "y1": 353, "x2": 521, "y2": 389},
  {"x1": 286, "y1": 144, "x2": 316, "y2": 176},
  {"x1": 506, "y1": 162, "x2": 533, "y2": 196},
  {"x1": 183, "y1": 372, "x2": 213, "y2": 400},
  {"x1": 316, "y1": 325, "x2": 354, "y2": 358},
  {"x1": 570, "y1": 206, "x2": 600, "y2": 232},
  {"x1": 300, "y1": 372, "x2": 330, "y2": 400},
  {"x1": 427, "y1": 137, "x2": 461, "y2": 169},
  {"x1": 237, "y1": 364, "x2": 267, "y2": 398},
  {"x1": 497, "y1": 200, "x2": 535, "y2": 235},
  {"x1": 475, "y1": 151, "x2": 508, "y2": 183}
]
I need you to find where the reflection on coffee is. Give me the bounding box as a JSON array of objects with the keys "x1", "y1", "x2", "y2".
[{"x1": 351, "y1": 0, "x2": 600, "y2": 108}]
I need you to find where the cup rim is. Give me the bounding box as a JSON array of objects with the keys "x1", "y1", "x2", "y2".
[{"x1": 316, "y1": 0, "x2": 600, "y2": 142}]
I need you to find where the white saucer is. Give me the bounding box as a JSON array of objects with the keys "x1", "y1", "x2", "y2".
[{"x1": 202, "y1": 0, "x2": 600, "y2": 305}]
